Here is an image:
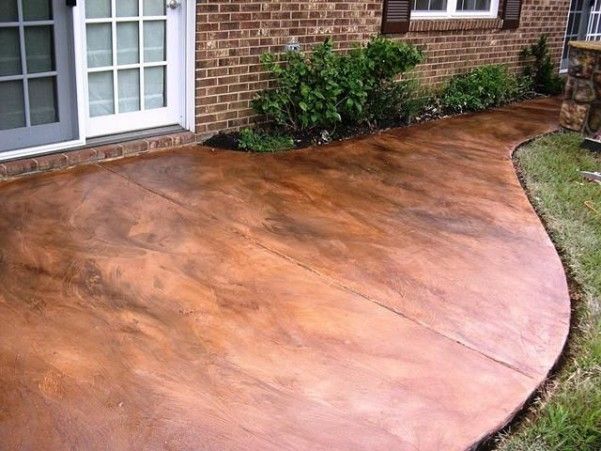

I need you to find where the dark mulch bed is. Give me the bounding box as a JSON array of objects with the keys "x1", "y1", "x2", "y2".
[
  {"x1": 202, "y1": 105, "x2": 445, "y2": 152},
  {"x1": 202, "y1": 94, "x2": 545, "y2": 152},
  {"x1": 204, "y1": 132, "x2": 240, "y2": 150}
]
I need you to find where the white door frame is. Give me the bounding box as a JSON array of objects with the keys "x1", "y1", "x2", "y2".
[{"x1": 0, "y1": 0, "x2": 195, "y2": 163}]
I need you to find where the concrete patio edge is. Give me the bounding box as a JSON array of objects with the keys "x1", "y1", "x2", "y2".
[
  {"x1": 0, "y1": 97, "x2": 572, "y2": 450},
  {"x1": 474, "y1": 127, "x2": 570, "y2": 449}
]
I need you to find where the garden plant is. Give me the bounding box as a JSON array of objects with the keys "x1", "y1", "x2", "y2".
[
  {"x1": 520, "y1": 35, "x2": 565, "y2": 96},
  {"x1": 204, "y1": 34, "x2": 562, "y2": 153}
]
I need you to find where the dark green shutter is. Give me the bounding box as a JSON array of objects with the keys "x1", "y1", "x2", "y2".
[
  {"x1": 502, "y1": 0, "x2": 523, "y2": 30},
  {"x1": 382, "y1": 0, "x2": 411, "y2": 34}
]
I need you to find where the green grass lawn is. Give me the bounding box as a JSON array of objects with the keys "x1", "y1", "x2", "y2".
[{"x1": 496, "y1": 132, "x2": 601, "y2": 451}]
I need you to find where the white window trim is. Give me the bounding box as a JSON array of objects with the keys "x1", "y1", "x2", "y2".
[{"x1": 411, "y1": 0, "x2": 500, "y2": 20}]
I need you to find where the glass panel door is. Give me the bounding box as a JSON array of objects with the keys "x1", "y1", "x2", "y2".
[
  {"x1": 84, "y1": 0, "x2": 183, "y2": 137},
  {"x1": 562, "y1": 0, "x2": 596, "y2": 70},
  {"x1": 587, "y1": 0, "x2": 601, "y2": 41},
  {"x1": 0, "y1": 0, "x2": 78, "y2": 153}
]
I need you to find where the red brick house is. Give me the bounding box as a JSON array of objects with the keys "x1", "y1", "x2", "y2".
[{"x1": 0, "y1": 0, "x2": 591, "y2": 169}]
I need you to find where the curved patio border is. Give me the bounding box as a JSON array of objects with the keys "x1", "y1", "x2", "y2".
[
  {"x1": 475, "y1": 126, "x2": 572, "y2": 448},
  {"x1": 0, "y1": 97, "x2": 571, "y2": 450}
]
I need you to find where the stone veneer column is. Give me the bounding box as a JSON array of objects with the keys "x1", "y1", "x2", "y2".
[{"x1": 560, "y1": 41, "x2": 601, "y2": 136}]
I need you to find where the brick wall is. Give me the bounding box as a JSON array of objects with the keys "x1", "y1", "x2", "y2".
[{"x1": 194, "y1": 0, "x2": 571, "y2": 139}]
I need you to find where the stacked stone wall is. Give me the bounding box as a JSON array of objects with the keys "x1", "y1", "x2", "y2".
[{"x1": 561, "y1": 42, "x2": 601, "y2": 136}]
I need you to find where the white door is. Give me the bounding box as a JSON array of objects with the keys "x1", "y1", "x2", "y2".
[
  {"x1": 0, "y1": 0, "x2": 78, "y2": 153},
  {"x1": 84, "y1": 0, "x2": 184, "y2": 138}
]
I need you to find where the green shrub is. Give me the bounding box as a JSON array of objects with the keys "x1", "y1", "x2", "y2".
[
  {"x1": 252, "y1": 37, "x2": 423, "y2": 132},
  {"x1": 237, "y1": 128, "x2": 294, "y2": 153},
  {"x1": 441, "y1": 65, "x2": 522, "y2": 113},
  {"x1": 521, "y1": 35, "x2": 564, "y2": 95},
  {"x1": 364, "y1": 79, "x2": 424, "y2": 127},
  {"x1": 361, "y1": 36, "x2": 425, "y2": 81}
]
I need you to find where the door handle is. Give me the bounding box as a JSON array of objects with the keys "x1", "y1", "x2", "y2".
[
  {"x1": 167, "y1": 0, "x2": 181, "y2": 9},
  {"x1": 66, "y1": 0, "x2": 76, "y2": 6}
]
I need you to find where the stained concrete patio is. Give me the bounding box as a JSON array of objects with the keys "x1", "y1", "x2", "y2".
[{"x1": 0, "y1": 98, "x2": 570, "y2": 450}]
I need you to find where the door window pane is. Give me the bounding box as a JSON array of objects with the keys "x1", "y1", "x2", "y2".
[
  {"x1": 25, "y1": 26, "x2": 55, "y2": 73},
  {"x1": 0, "y1": 0, "x2": 18, "y2": 22},
  {"x1": 29, "y1": 77, "x2": 58, "y2": 125},
  {"x1": 144, "y1": 66, "x2": 165, "y2": 109},
  {"x1": 117, "y1": 0, "x2": 139, "y2": 17},
  {"x1": 23, "y1": 0, "x2": 53, "y2": 21},
  {"x1": 144, "y1": 0, "x2": 165, "y2": 16},
  {"x1": 0, "y1": 28, "x2": 22, "y2": 76},
  {"x1": 87, "y1": 24, "x2": 113, "y2": 68},
  {"x1": 118, "y1": 69, "x2": 140, "y2": 113},
  {"x1": 117, "y1": 22, "x2": 139, "y2": 65},
  {"x1": 86, "y1": 0, "x2": 111, "y2": 18},
  {"x1": 144, "y1": 21, "x2": 165, "y2": 62},
  {"x1": 88, "y1": 71, "x2": 114, "y2": 117},
  {"x1": 0, "y1": 81, "x2": 25, "y2": 130}
]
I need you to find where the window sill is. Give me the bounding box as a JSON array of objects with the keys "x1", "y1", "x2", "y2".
[{"x1": 409, "y1": 17, "x2": 503, "y2": 32}]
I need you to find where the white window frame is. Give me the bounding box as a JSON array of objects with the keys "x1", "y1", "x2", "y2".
[{"x1": 411, "y1": 0, "x2": 500, "y2": 20}]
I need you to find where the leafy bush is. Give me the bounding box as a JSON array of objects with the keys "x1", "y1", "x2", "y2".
[
  {"x1": 361, "y1": 36, "x2": 425, "y2": 82},
  {"x1": 252, "y1": 37, "x2": 423, "y2": 132},
  {"x1": 364, "y1": 79, "x2": 425, "y2": 127},
  {"x1": 441, "y1": 65, "x2": 523, "y2": 113},
  {"x1": 521, "y1": 35, "x2": 564, "y2": 95},
  {"x1": 237, "y1": 128, "x2": 294, "y2": 153}
]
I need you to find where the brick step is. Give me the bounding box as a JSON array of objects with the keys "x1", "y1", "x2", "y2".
[{"x1": 0, "y1": 132, "x2": 196, "y2": 181}]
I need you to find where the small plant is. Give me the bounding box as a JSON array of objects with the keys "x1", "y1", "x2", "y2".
[
  {"x1": 520, "y1": 35, "x2": 564, "y2": 95},
  {"x1": 252, "y1": 37, "x2": 423, "y2": 132},
  {"x1": 237, "y1": 128, "x2": 294, "y2": 153},
  {"x1": 364, "y1": 79, "x2": 424, "y2": 127},
  {"x1": 441, "y1": 65, "x2": 522, "y2": 113}
]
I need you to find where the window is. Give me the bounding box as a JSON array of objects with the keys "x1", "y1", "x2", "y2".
[
  {"x1": 413, "y1": 0, "x2": 447, "y2": 11},
  {"x1": 457, "y1": 0, "x2": 491, "y2": 11},
  {"x1": 412, "y1": 0, "x2": 499, "y2": 18}
]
